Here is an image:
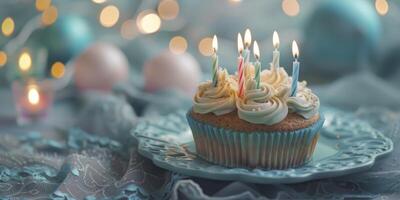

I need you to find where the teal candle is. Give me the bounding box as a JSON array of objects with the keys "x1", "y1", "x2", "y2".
[
  {"x1": 243, "y1": 49, "x2": 250, "y2": 64},
  {"x1": 290, "y1": 59, "x2": 299, "y2": 96},
  {"x1": 243, "y1": 29, "x2": 252, "y2": 79},
  {"x1": 212, "y1": 35, "x2": 219, "y2": 87},
  {"x1": 290, "y1": 40, "x2": 300, "y2": 96}
]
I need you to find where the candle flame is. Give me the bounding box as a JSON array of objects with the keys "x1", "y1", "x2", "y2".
[
  {"x1": 27, "y1": 86, "x2": 40, "y2": 105},
  {"x1": 292, "y1": 40, "x2": 299, "y2": 59},
  {"x1": 273, "y1": 31, "x2": 279, "y2": 49},
  {"x1": 244, "y1": 28, "x2": 251, "y2": 47},
  {"x1": 237, "y1": 33, "x2": 243, "y2": 54},
  {"x1": 253, "y1": 40, "x2": 260, "y2": 60},
  {"x1": 212, "y1": 35, "x2": 218, "y2": 52}
]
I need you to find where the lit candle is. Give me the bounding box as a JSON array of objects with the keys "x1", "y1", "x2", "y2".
[
  {"x1": 27, "y1": 86, "x2": 40, "y2": 107},
  {"x1": 237, "y1": 33, "x2": 245, "y2": 97},
  {"x1": 211, "y1": 35, "x2": 219, "y2": 87},
  {"x1": 243, "y1": 29, "x2": 252, "y2": 78},
  {"x1": 12, "y1": 79, "x2": 54, "y2": 124},
  {"x1": 290, "y1": 40, "x2": 300, "y2": 96},
  {"x1": 271, "y1": 30, "x2": 280, "y2": 71},
  {"x1": 253, "y1": 40, "x2": 261, "y2": 89},
  {"x1": 25, "y1": 83, "x2": 43, "y2": 114}
]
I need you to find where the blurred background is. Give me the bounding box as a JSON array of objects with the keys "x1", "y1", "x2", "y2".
[
  {"x1": 0, "y1": 1, "x2": 400, "y2": 199},
  {"x1": 0, "y1": 0, "x2": 400, "y2": 115}
]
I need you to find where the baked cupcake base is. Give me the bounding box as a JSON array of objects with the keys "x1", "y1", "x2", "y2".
[{"x1": 187, "y1": 110, "x2": 324, "y2": 169}]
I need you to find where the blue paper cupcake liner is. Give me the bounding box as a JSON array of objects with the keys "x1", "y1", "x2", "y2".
[{"x1": 186, "y1": 112, "x2": 325, "y2": 169}]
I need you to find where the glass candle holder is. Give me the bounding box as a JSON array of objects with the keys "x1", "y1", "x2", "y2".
[{"x1": 12, "y1": 79, "x2": 54, "y2": 125}]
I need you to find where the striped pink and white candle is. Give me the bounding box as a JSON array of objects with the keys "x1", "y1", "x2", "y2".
[{"x1": 237, "y1": 33, "x2": 245, "y2": 97}]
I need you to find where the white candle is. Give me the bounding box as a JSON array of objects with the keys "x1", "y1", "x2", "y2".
[
  {"x1": 290, "y1": 40, "x2": 300, "y2": 96},
  {"x1": 211, "y1": 35, "x2": 219, "y2": 87},
  {"x1": 272, "y1": 31, "x2": 280, "y2": 71}
]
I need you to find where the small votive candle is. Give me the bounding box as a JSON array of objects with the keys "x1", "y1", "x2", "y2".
[{"x1": 12, "y1": 79, "x2": 54, "y2": 125}]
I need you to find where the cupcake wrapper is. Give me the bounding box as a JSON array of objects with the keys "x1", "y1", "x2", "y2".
[{"x1": 187, "y1": 113, "x2": 324, "y2": 169}]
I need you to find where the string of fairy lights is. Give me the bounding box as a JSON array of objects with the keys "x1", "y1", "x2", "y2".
[{"x1": 0, "y1": 0, "x2": 392, "y2": 80}]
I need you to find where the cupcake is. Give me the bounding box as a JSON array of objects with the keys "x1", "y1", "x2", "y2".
[{"x1": 186, "y1": 67, "x2": 324, "y2": 169}]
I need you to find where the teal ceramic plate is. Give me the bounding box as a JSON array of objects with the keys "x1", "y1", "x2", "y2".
[{"x1": 132, "y1": 107, "x2": 393, "y2": 184}]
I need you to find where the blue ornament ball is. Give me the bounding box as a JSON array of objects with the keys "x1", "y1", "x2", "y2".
[
  {"x1": 303, "y1": 0, "x2": 381, "y2": 77},
  {"x1": 34, "y1": 15, "x2": 93, "y2": 66}
]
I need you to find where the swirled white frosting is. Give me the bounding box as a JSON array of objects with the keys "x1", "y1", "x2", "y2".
[
  {"x1": 287, "y1": 81, "x2": 320, "y2": 119},
  {"x1": 261, "y1": 66, "x2": 290, "y2": 88},
  {"x1": 193, "y1": 69, "x2": 236, "y2": 115},
  {"x1": 192, "y1": 66, "x2": 320, "y2": 123},
  {"x1": 237, "y1": 78, "x2": 289, "y2": 125}
]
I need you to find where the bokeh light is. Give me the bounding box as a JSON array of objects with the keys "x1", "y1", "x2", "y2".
[
  {"x1": 137, "y1": 10, "x2": 161, "y2": 34},
  {"x1": 169, "y1": 36, "x2": 187, "y2": 54},
  {"x1": 198, "y1": 37, "x2": 213, "y2": 56},
  {"x1": 1, "y1": 17, "x2": 15, "y2": 37},
  {"x1": 51, "y1": 61, "x2": 65, "y2": 79},
  {"x1": 282, "y1": 0, "x2": 300, "y2": 17},
  {"x1": 229, "y1": 0, "x2": 242, "y2": 4},
  {"x1": 92, "y1": 0, "x2": 107, "y2": 4},
  {"x1": 41, "y1": 6, "x2": 58, "y2": 26},
  {"x1": 376, "y1": 0, "x2": 389, "y2": 16},
  {"x1": 35, "y1": 0, "x2": 51, "y2": 12},
  {"x1": 158, "y1": 0, "x2": 180, "y2": 20},
  {"x1": 0, "y1": 51, "x2": 7, "y2": 67},
  {"x1": 18, "y1": 51, "x2": 32, "y2": 72},
  {"x1": 99, "y1": 5, "x2": 120, "y2": 28},
  {"x1": 121, "y1": 19, "x2": 138, "y2": 40}
]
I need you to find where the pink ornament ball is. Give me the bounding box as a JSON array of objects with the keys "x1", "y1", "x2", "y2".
[
  {"x1": 144, "y1": 51, "x2": 201, "y2": 96},
  {"x1": 74, "y1": 43, "x2": 129, "y2": 92}
]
